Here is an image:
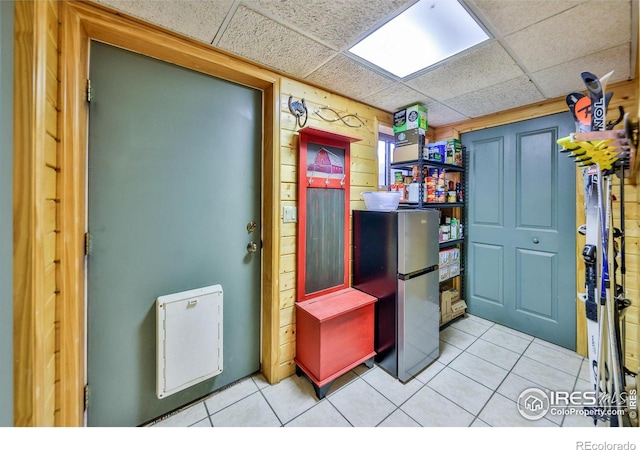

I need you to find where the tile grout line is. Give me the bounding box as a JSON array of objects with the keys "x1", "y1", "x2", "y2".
[
  {"x1": 428, "y1": 320, "x2": 498, "y2": 425},
  {"x1": 202, "y1": 397, "x2": 215, "y2": 427},
  {"x1": 283, "y1": 369, "x2": 365, "y2": 427},
  {"x1": 202, "y1": 375, "x2": 282, "y2": 427},
  {"x1": 358, "y1": 366, "x2": 427, "y2": 427},
  {"x1": 324, "y1": 396, "x2": 358, "y2": 427},
  {"x1": 256, "y1": 388, "x2": 285, "y2": 427},
  {"x1": 471, "y1": 334, "x2": 538, "y2": 427},
  {"x1": 451, "y1": 321, "x2": 517, "y2": 426},
  {"x1": 561, "y1": 359, "x2": 590, "y2": 427}
]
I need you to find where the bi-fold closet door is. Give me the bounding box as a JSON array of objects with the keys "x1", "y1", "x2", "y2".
[{"x1": 462, "y1": 112, "x2": 576, "y2": 349}]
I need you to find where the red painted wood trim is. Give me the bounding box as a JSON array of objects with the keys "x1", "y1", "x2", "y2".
[
  {"x1": 295, "y1": 288, "x2": 376, "y2": 322},
  {"x1": 296, "y1": 127, "x2": 361, "y2": 303},
  {"x1": 294, "y1": 352, "x2": 376, "y2": 387},
  {"x1": 298, "y1": 126, "x2": 362, "y2": 144}
]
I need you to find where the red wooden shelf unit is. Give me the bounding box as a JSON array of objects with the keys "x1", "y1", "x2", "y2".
[{"x1": 294, "y1": 127, "x2": 376, "y2": 399}]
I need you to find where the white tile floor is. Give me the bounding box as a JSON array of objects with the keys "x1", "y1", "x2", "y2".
[{"x1": 148, "y1": 314, "x2": 610, "y2": 428}]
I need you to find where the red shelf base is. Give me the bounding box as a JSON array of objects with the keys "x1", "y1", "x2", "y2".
[{"x1": 295, "y1": 288, "x2": 376, "y2": 397}]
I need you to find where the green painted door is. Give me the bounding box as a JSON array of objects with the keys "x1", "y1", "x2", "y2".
[
  {"x1": 462, "y1": 113, "x2": 576, "y2": 349},
  {"x1": 87, "y1": 42, "x2": 262, "y2": 426}
]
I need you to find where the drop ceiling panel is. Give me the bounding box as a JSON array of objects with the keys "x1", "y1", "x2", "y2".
[
  {"x1": 216, "y1": 6, "x2": 336, "y2": 78},
  {"x1": 468, "y1": 0, "x2": 583, "y2": 36},
  {"x1": 305, "y1": 54, "x2": 396, "y2": 101},
  {"x1": 362, "y1": 84, "x2": 433, "y2": 114},
  {"x1": 95, "y1": 0, "x2": 233, "y2": 43},
  {"x1": 445, "y1": 76, "x2": 545, "y2": 118},
  {"x1": 244, "y1": 0, "x2": 415, "y2": 50},
  {"x1": 532, "y1": 44, "x2": 632, "y2": 98},
  {"x1": 405, "y1": 42, "x2": 525, "y2": 101},
  {"x1": 505, "y1": 1, "x2": 632, "y2": 73},
  {"x1": 422, "y1": 102, "x2": 471, "y2": 127}
]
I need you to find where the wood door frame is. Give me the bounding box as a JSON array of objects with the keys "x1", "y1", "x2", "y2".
[{"x1": 58, "y1": 1, "x2": 280, "y2": 425}]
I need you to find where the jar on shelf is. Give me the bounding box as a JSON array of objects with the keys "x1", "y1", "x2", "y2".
[{"x1": 456, "y1": 182, "x2": 463, "y2": 203}]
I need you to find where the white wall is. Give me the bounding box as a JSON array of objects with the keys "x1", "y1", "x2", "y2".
[{"x1": 0, "y1": 0, "x2": 14, "y2": 427}]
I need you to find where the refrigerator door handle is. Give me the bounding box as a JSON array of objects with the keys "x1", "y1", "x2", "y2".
[{"x1": 398, "y1": 265, "x2": 439, "y2": 281}]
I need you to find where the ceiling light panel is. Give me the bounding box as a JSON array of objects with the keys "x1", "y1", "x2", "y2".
[{"x1": 349, "y1": 0, "x2": 490, "y2": 78}]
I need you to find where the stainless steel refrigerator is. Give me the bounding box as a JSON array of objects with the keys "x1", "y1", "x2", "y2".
[{"x1": 352, "y1": 209, "x2": 440, "y2": 382}]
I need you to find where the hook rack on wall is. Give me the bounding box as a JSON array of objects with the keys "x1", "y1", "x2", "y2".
[
  {"x1": 314, "y1": 106, "x2": 365, "y2": 128},
  {"x1": 288, "y1": 96, "x2": 308, "y2": 128},
  {"x1": 624, "y1": 113, "x2": 638, "y2": 152},
  {"x1": 624, "y1": 113, "x2": 639, "y2": 175},
  {"x1": 557, "y1": 113, "x2": 638, "y2": 175}
]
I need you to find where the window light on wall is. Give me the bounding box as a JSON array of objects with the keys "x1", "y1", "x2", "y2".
[{"x1": 349, "y1": 0, "x2": 490, "y2": 78}]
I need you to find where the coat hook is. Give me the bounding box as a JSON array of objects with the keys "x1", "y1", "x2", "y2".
[{"x1": 288, "y1": 96, "x2": 308, "y2": 128}]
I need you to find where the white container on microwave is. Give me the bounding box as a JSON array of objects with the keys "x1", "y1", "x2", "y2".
[{"x1": 407, "y1": 183, "x2": 426, "y2": 203}]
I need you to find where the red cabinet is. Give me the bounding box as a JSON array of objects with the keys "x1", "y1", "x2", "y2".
[{"x1": 295, "y1": 288, "x2": 376, "y2": 398}]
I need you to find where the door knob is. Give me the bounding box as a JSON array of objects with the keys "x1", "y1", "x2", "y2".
[
  {"x1": 533, "y1": 238, "x2": 540, "y2": 244},
  {"x1": 247, "y1": 241, "x2": 258, "y2": 253}
]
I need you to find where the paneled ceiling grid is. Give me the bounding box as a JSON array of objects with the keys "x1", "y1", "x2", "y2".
[{"x1": 95, "y1": 0, "x2": 636, "y2": 126}]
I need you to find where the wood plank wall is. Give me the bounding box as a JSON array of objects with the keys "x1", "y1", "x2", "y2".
[
  {"x1": 433, "y1": 80, "x2": 639, "y2": 373},
  {"x1": 13, "y1": 0, "x2": 60, "y2": 426},
  {"x1": 277, "y1": 78, "x2": 392, "y2": 379},
  {"x1": 636, "y1": 12, "x2": 640, "y2": 381},
  {"x1": 618, "y1": 170, "x2": 639, "y2": 373}
]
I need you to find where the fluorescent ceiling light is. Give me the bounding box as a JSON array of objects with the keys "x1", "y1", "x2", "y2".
[{"x1": 349, "y1": 0, "x2": 489, "y2": 78}]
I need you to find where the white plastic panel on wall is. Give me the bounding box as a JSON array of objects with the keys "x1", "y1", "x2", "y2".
[{"x1": 156, "y1": 285, "x2": 223, "y2": 399}]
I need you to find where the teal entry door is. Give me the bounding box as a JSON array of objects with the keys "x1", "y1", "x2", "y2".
[
  {"x1": 87, "y1": 42, "x2": 262, "y2": 426},
  {"x1": 462, "y1": 113, "x2": 576, "y2": 349}
]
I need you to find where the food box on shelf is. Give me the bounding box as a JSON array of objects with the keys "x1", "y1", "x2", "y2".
[
  {"x1": 425, "y1": 142, "x2": 446, "y2": 163},
  {"x1": 440, "y1": 289, "x2": 459, "y2": 315},
  {"x1": 439, "y1": 248, "x2": 460, "y2": 265},
  {"x1": 449, "y1": 247, "x2": 460, "y2": 262},
  {"x1": 451, "y1": 299, "x2": 467, "y2": 318},
  {"x1": 439, "y1": 265, "x2": 450, "y2": 282},
  {"x1": 439, "y1": 282, "x2": 461, "y2": 326},
  {"x1": 446, "y1": 139, "x2": 462, "y2": 166},
  {"x1": 393, "y1": 104, "x2": 428, "y2": 133},
  {"x1": 393, "y1": 129, "x2": 426, "y2": 162},
  {"x1": 392, "y1": 104, "x2": 428, "y2": 163},
  {"x1": 449, "y1": 261, "x2": 460, "y2": 277},
  {"x1": 439, "y1": 250, "x2": 450, "y2": 267}
]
